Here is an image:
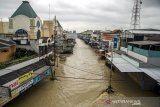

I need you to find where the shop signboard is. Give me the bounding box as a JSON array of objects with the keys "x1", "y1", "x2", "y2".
[
  {"x1": 3, "y1": 78, "x2": 19, "y2": 91},
  {"x1": 11, "y1": 88, "x2": 19, "y2": 98},
  {"x1": 18, "y1": 71, "x2": 33, "y2": 84},
  {"x1": 19, "y1": 79, "x2": 33, "y2": 94},
  {"x1": 33, "y1": 68, "x2": 51, "y2": 85}
]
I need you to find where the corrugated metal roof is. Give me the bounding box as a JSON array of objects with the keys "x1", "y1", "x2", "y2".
[
  {"x1": 107, "y1": 55, "x2": 160, "y2": 83},
  {"x1": 0, "y1": 38, "x2": 16, "y2": 46},
  {"x1": 0, "y1": 60, "x2": 47, "y2": 85},
  {"x1": 129, "y1": 41, "x2": 160, "y2": 45},
  {"x1": 108, "y1": 57, "x2": 142, "y2": 73},
  {"x1": 11, "y1": 1, "x2": 37, "y2": 18},
  {"x1": 0, "y1": 57, "x2": 40, "y2": 76},
  {"x1": 0, "y1": 43, "x2": 9, "y2": 49},
  {"x1": 129, "y1": 29, "x2": 160, "y2": 35}
]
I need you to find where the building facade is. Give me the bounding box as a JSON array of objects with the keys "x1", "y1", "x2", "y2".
[{"x1": 9, "y1": 1, "x2": 42, "y2": 46}]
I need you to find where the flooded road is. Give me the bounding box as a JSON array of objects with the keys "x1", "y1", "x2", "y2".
[{"x1": 5, "y1": 39, "x2": 158, "y2": 107}]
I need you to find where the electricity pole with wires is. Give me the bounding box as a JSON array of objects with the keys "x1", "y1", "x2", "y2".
[
  {"x1": 51, "y1": 16, "x2": 57, "y2": 80},
  {"x1": 106, "y1": 42, "x2": 114, "y2": 94}
]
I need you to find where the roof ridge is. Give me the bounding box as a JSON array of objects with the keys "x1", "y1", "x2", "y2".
[{"x1": 11, "y1": 1, "x2": 37, "y2": 18}]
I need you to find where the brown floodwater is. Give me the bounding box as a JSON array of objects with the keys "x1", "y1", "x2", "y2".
[{"x1": 4, "y1": 39, "x2": 159, "y2": 107}]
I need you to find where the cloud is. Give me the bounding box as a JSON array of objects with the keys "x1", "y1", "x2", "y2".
[{"x1": 0, "y1": 0, "x2": 159, "y2": 32}]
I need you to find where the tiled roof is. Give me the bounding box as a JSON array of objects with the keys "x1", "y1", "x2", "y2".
[
  {"x1": 101, "y1": 36, "x2": 113, "y2": 40},
  {"x1": 129, "y1": 41, "x2": 160, "y2": 45},
  {"x1": 11, "y1": 1, "x2": 37, "y2": 18},
  {"x1": 57, "y1": 20, "x2": 62, "y2": 28},
  {"x1": 0, "y1": 43, "x2": 9, "y2": 49},
  {"x1": 0, "y1": 38, "x2": 16, "y2": 46}
]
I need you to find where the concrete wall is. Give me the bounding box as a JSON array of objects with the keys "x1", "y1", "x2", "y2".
[
  {"x1": 148, "y1": 58, "x2": 160, "y2": 67},
  {"x1": 128, "y1": 72, "x2": 157, "y2": 90},
  {"x1": 9, "y1": 15, "x2": 30, "y2": 33},
  {"x1": 127, "y1": 50, "x2": 148, "y2": 63}
]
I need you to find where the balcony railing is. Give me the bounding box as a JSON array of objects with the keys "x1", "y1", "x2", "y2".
[{"x1": 128, "y1": 45, "x2": 160, "y2": 57}]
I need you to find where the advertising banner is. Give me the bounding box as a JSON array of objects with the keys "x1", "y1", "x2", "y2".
[
  {"x1": 3, "y1": 78, "x2": 19, "y2": 91},
  {"x1": 19, "y1": 79, "x2": 33, "y2": 94},
  {"x1": 11, "y1": 88, "x2": 19, "y2": 98},
  {"x1": 18, "y1": 71, "x2": 33, "y2": 84},
  {"x1": 33, "y1": 68, "x2": 51, "y2": 85}
]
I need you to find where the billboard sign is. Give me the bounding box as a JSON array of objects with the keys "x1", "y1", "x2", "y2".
[
  {"x1": 18, "y1": 71, "x2": 33, "y2": 84},
  {"x1": 33, "y1": 69, "x2": 51, "y2": 85},
  {"x1": 3, "y1": 78, "x2": 19, "y2": 91},
  {"x1": 11, "y1": 87, "x2": 19, "y2": 98},
  {"x1": 19, "y1": 79, "x2": 33, "y2": 94}
]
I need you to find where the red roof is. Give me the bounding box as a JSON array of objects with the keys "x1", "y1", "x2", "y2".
[{"x1": 101, "y1": 36, "x2": 113, "y2": 40}]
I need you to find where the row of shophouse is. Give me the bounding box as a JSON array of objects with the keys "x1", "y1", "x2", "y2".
[
  {"x1": 0, "y1": 1, "x2": 76, "y2": 106},
  {"x1": 79, "y1": 28, "x2": 160, "y2": 93}
]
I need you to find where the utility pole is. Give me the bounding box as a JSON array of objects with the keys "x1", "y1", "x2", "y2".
[
  {"x1": 130, "y1": 0, "x2": 143, "y2": 29},
  {"x1": 106, "y1": 42, "x2": 114, "y2": 94},
  {"x1": 53, "y1": 16, "x2": 57, "y2": 79},
  {"x1": 49, "y1": 3, "x2": 51, "y2": 37},
  {"x1": 50, "y1": 16, "x2": 57, "y2": 80}
]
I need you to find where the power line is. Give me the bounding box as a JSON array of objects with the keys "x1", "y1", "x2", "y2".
[
  {"x1": 55, "y1": 75, "x2": 105, "y2": 81},
  {"x1": 61, "y1": 63, "x2": 105, "y2": 77},
  {"x1": 55, "y1": 75, "x2": 140, "y2": 82}
]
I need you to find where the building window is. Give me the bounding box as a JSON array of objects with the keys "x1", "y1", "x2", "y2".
[
  {"x1": 30, "y1": 19, "x2": 35, "y2": 26},
  {"x1": 9, "y1": 19, "x2": 13, "y2": 29},
  {"x1": 37, "y1": 21, "x2": 40, "y2": 28},
  {"x1": 15, "y1": 29, "x2": 28, "y2": 37}
]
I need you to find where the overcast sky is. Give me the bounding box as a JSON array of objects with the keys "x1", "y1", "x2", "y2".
[{"x1": 0, "y1": 0, "x2": 160, "y2": 32}]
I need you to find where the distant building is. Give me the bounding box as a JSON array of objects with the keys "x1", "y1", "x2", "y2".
[
  {"x1": 121, "y1": 29, "x2": 160, "y2": 48},
  {"x1": 8, "y1": 1, "x2": 42, "y2": 52},
  {"x1": 106, "y1": 40, "x2": 160, "y2": 91},
  {"x1": 42, "y1": 19, "x2": 63, "y2": 38},
  {"x1": 0, "y1": 22, "x2": 9, "y2": 34},
  {"x1": 53, "y1": 18, "x2": 63, "y2": 36},
  {"x1": 0, "y1": 22, "x2": 13, "y2": 39},
  {"x1": 73, "y1": 30, "x2": 76, "y2": 33},
  {"x1": 42, "y1": 20, "x2": 54, "y2": 38},
  {"x1": 0, "y1": 38, "x2": 16, "y2": 63}
]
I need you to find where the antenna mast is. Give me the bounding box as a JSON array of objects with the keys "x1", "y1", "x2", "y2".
[{"x1": 130, "y1": 0, "x2": 143, "y2": 29}]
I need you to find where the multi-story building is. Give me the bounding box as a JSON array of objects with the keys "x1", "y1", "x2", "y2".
[{"x1": 106, "y1": 39, "x2": 160, "y2": 92}]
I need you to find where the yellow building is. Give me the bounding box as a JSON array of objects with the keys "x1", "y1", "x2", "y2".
[
  {"x1": 0, "y1": 22, "x2": 9, "y2": 34},
  {"x1": 0, "y1": 38, "x2": 16, "y2": 63},
  {"x1": 42, "y1": 20, "x2": 54, "y2": 38},
  {"x1": 42, "y1": 19, "x2": 63, "y2": 38}
]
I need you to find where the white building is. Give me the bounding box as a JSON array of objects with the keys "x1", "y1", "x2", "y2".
[{"x1": 8, "y1": 1, "x2": 42, "y2": 52}]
